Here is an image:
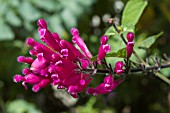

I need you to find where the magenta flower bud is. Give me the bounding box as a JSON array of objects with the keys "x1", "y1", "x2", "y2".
[
  {"x1": 114, "y1": 61, "x2": 124, "y2": 75},
  {"x1": 26, "y1": 38, "x2": 35, "y2": 46},
  {"x1": 13, "y1": 74, "x2": 24, "y2": 83},
  {"x1": 126, "y1": 42, "x2": 134, "y2": 58},
  {"x1": 61, "y1": 49, "x2": 68, "y2": 57},
  {"x1": 71, "y1": 29, "x2": 92, "y2": 59},
  {"x1": 37, "y1": 53, "x2": 44, "y2": 61},
  {"x1": 115, "y1": 61, "x2": 124, "y2": 69},
  {"x1": 37, "y1": 19, "x2": 47, "y2": 28},
  {"x1": 38, "y1": 28, "x2": 61, "y2": 52},
  {"x1": 103, "y1": 75, "x2": 114, "y2": 91},
  {"x1": 32, "y1": 78, "x2": 51, "y2": 92},
  {"x1": 17, "y1": 56, "x2": 34, "y2": 64},
  {"x1": 24, "y1": 73, "x2": 41, "y2": 84},
  {"x1": 29, "y1": 49, "x2": 38, "y2": 56},
  {"x1": 97, "y1": 44, "x2": 111, "y2": 62},
  {"x1": 127, "y1": 32, "x2": 135, "y2": 42},
  {"x1": 70, "y1": 28, "x2": 79, "y2": 36},
  {"x1": 22, "y1": 68, "x2": 30, "y2": 75},
  {"x1": 100, "y1": 35, "x2": 108, "y2": 45},
  {"x1": 104, "y1": 75, "x2": 114, "y2": 84}
]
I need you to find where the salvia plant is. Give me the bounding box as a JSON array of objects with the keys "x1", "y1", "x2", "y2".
[{"x1": 13, "y1": 0, "x2": 170, "y2": 98}]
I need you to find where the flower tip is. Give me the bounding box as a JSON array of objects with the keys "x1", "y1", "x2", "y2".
[
  {"x1": 37, "y1": 19, "x2": 47, "y2": 28},
  {"x1": 17, "y1": 56, "x2": 25, "y2": 63},
  {"x1": 32, "y1": 85, "x2": 40, "y2": 92},
  {"x1": 26, "y1": 38, "x2": 35, "y2": 46},
  {"x1": 127, "y1": 32, "x2": 135, "y2": 42},
  {"x1": 103, "y1": 44, "x2": 111, "y2": 53},
  {"x1": 100, "y1": 35, "x2": 108, "y2": 44},
  {"x1": 22, "y1": 68, "x2": 30, "y2": 75},
  {"x1": 13, "y1": 74, "x2": 24, "y2": 83},
  {"x1": 108, "y1": 18, "x2": 114, "y2": 24},
  {"x1": 70, "y1": 28, "x2": 79, "y2": 36}
]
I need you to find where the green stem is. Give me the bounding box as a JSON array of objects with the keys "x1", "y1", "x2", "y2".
[{"x1": 154, "y1": 72, "x2": 170, "y2": 85}]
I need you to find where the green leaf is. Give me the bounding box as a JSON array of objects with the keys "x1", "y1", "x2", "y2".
[
  {"x1": 6, "y1": 99, "x2": 42, "y2": 113},
  {"x1": 104, "y1": 26, "x2": 117, "y2": 36},
  {"x1": 138, "y1": 32, "x2": 163, "y2": 48},
  {"x1": 106, "y1": 48, "x2": 127, "y2": 58},
  {"x1": 0, "y1": 23, "x2": 14, "y2": 40},
  {"x1": 18, "y1": 1, "x2": 40, "y2": 21},
  {"x1": 61, "y1": 9, "x2": 77, "y2": 29},
  {"x1": 90, "y1": 48, "x2": 126, "y2": 61},
  {"x1": 5, "y1": 10, "x2": 21, "y2": 27},
  {"x1": 121, "y1": 0, "x2": 148, "y2": 26}
]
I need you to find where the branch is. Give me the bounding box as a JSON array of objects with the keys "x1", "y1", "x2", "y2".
[{"x1": 83, "y1": 63, "x2": 170, "y2": 74}]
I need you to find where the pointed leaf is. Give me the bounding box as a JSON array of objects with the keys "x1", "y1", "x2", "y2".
[
  {"x1": 138, "y1": 32, "x2": 163, "y2": 48},
  {"x1": 122, "y1": 0, "x2": 148, "y2": 26}
]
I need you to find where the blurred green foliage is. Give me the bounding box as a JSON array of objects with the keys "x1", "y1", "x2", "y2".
[{"x1": 0, "y1": 0, "x2": 170, "y2": 113}]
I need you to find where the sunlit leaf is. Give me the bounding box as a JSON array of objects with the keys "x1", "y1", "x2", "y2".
[
  {"x1": 104, "y1": 26, "x2": 117, "y2": 36},
  {"x1": 122, "y1": 0, "x2": 148, "y2": 26},
  {"x1": 138, "y1": 32, "x2": 163, "y2": 48}
]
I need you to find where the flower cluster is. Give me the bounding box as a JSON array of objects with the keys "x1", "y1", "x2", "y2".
[
  {"x1": 126, "y1": 32, "x2": 135, "y2": 58},
  {"x1": 13, "y1": 19, "x2": 124, "y2": 98}
]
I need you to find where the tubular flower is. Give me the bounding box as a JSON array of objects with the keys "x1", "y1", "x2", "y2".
[
  {"x1": 97, "y1": 35, "x2": 111, "y2": 64},
  {"x1": 114, "y1": 61, "x2": 124, "y2": 75},
  {"x1": 86, "y1": 74, "x2": 123, "y2": 96},
  {"x1": 126, "y1": 32, "x2": 135, "y2": 58},
  {"x1": 13, "y1": 18, "x2": 93, "y2": 98}
]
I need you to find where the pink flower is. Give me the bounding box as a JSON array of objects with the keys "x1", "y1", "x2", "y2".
[
  {"x1": 86, "y1": 75, "x2": 123, "y2": 96},
  {"x1": 126, "y1": 32, "x2": 135, "y2": 58},
  {"x1": 126, "y1": 42, "x2": 134, "y2": 58},
  {"x1": 114, "y1": 61, "x2": 124, "y2": 75},
  {"x1": 97, "y1": 36, "x2": 111, "y2": 64},
  {"x1": 71, "y1": 28, "x2": 92, "y2": 60}
]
